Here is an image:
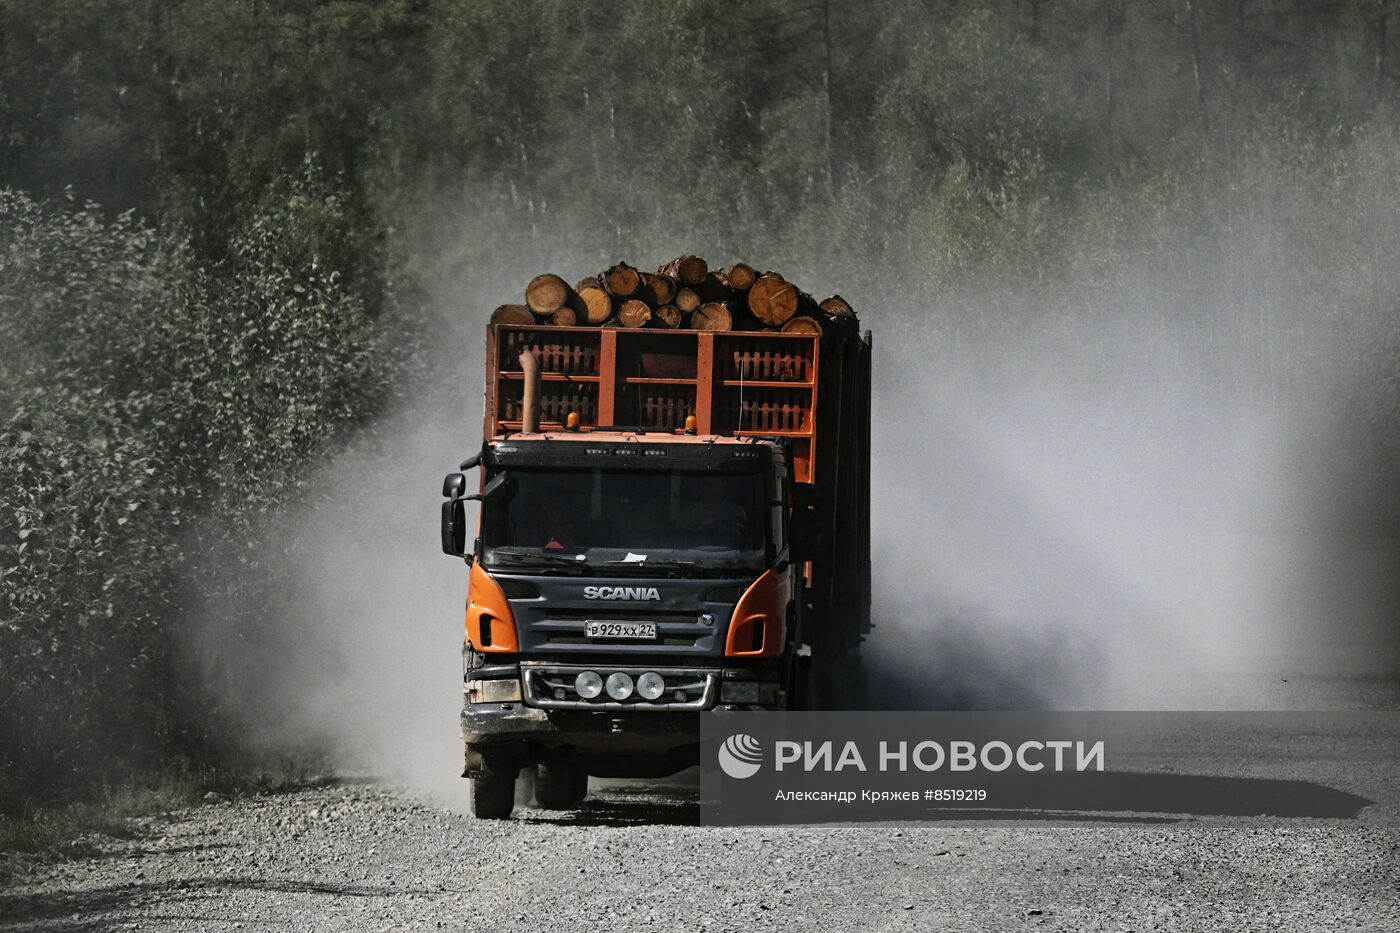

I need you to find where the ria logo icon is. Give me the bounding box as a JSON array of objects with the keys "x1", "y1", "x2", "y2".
[{"x1": 718, "y1": 733, "x2": 764, "y2": 779}]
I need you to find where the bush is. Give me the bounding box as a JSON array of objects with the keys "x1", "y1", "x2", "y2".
[{"x1": 0, "y1": 178, "x2": 403, "y2": 812}]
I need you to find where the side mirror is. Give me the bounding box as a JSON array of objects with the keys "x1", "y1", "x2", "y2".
[
  {"x1": 441, "y1": 498, "x2": 468, "y2": 557},
  {"x1": 442, "y1": 449, "x2": 485, "y2": 560},
  {"x1": 443, "y1": 472, "x2": 467, "y2": 499},
  {"x1": 789, "y1": 482, "x2": 820, "y2": 562}
]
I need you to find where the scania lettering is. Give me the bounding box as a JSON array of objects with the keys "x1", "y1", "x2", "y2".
[{"x1": 583, "y1": 586, "x2": 662, "y2": 600}]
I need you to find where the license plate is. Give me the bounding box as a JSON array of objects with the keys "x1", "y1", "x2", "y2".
[{"x1": 585, "y1": 620, "x2": 657, "y2": 640}]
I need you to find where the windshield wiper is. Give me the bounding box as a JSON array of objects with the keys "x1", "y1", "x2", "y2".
[{"x1": 487, "y1": 551, "x2": 590, "y2": 573}]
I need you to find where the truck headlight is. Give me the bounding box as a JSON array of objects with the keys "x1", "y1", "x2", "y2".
[
  {"x1": 636, "y1": 671, "x2": 666, "y2": 700},
  {"x1": 467, "y1": 678, "x2": 523, "y2": 703},
  {"x1": 574, "y1": 670, "x2": 603, "y2": 699},
  {"x1": 605, "y1": 671, "x2": 635, "y2": 700}
]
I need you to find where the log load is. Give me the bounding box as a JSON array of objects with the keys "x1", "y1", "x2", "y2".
[
  {"x1": 618, "y1": 299, "x2": 652, "y2": 328},
  {"x1": 526, "y1": 273, "x2": 570, "y2": 315},
  {"x1": 748, "y1": 274, "x2": 799, "y2": 327},
  {"x1": 658, "y1": 255, "x2": 707, "y2": 286},
  {"x1": 491, "y1": 257, "x2": 859, "y2": 335}
]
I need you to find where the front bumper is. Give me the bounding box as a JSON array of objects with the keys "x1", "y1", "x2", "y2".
[
  {"x1": 462, "y1": 702, "x2": 699, "y2": 743},
  {"x1": 521, "y1": 662, "x2": 719, "y2": 711},
  {"x1": 465, "y1": 659, "x2": 783, "y2": 713},
  {"x1": 461, "y1": 702, "x2": 706, "y2": 778}
]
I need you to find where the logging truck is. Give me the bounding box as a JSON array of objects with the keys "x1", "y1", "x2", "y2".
[{"x1": 440, "y1": 259, "x2": 871, "y2": 818}]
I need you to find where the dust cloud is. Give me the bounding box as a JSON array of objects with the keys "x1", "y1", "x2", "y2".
[
  {"x1": 863, "y1": 247, "x2": 1399, "y2": 708},
  {"x1": 191, "y1": 168, "x2": 1399, "y2": 797}
]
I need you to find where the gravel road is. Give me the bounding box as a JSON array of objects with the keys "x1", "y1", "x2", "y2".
[
  {"x1": 4, "y1": 682, "x2": 1399, "y2": 932},
  {"x1": 3, "y1": 767, "x2": 1398, "y2": 932}
]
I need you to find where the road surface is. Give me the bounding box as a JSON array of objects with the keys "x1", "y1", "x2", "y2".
[{"x1": 3, "y1": 700, "x2": 1398, "y2": 931}]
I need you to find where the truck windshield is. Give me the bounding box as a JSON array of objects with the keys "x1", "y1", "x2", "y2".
[{"x1": 481, "y1": 468, "x2": 769, "y2": 573}]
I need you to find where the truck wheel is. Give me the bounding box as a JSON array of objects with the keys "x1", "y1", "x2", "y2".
[
  {"x1": 534, "y1": 762, "x2": 588, "y2": 809},
  {"x1": 471, "y1": 756, "x2": 516, "y2": 819}
]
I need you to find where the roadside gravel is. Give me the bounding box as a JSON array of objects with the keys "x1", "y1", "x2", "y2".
[{"x1": 3, "y1": 777, "x2": 1398, "y2": 932}]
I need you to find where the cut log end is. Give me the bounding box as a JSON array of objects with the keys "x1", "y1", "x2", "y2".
[
  {"x1": 526, "y1": 273, "x2": 570, "y2": 314},
  {"x1": 748, "y1": 274, "x2": 799, "y2": 326},
  {"x1": 550, "y1": 306, "x2": 578, "y2": 327},
  {"x1": 675, "y1": 287, "x2": 701, "y2": 313},
  {"x1": 727, "y1": 262, "x2": 758, "y2": 291},
  {"x1": 646, "y1": 272, "x2": 677, "y2": 306},
  {"x1": 619, "y1": 299, "x2": 652, "y2": 328},
  {"x1": 603, "y1": 263, "x2": 642, "y2": 298},
  {"x1": 576, "y1": 284, "x2": 613, "y2": 325},
  {"x1": 780, "y1": 315, "x2": 822, "y2": 335},
  {"x1": 819, "y1": 295, "x2": 855, "y2": 318},
  {"x1": 660, "y1": 255, "x2": 708, "y2": 286},
  {"x1": 654, "y1": 305, "x2": 683, "y2": 329},
  {"x1": 490, "y1": 304, "x2": 536, "y2": 326},
  {"x1": 692, "y1": 302, "x2": 733, "y2": 331}
]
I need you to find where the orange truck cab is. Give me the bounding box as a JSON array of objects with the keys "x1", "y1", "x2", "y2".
[{"x1": 440, "y1": 323, "x2": 871, "y2": 818}]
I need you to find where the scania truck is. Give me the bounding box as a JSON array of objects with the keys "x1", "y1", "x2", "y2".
[{"x1": 441, "y1": 317, "x2": 871, "y2": 817}]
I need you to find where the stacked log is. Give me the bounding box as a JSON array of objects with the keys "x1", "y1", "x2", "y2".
[
  {"x1": 693, "y1": 302, "x2": 733, "y2": 331},
  {"x1": 499, "y1": 257, "x2": 860, "y2": 333},
  {"x1": 747, "y1": 275, "x2": 799, "y2": 327},
  {"x1": 603, "y1": 263, "x2": 642, "y2": 298},
  {"x1": 727, "y1": 262, "x2": 758, "y2": 291},
  {"x1": 645, "y1": 273, "x2": 676, "y2": 306},
  {"x1": 525, "y1": 274, "x2": 570, "y2": 316},
  {"x1": 490, "y1": 304, "x2": 536, "y2": 326},
  {"x1": 658, "y1": 255, "x2": 707, "y2": 286},
  {"x1": 575, "y1": 277, "x2": 613, "y2": 324},
  {"x1": 618, "y1": 299, "x2": 652, "y2": 328}
]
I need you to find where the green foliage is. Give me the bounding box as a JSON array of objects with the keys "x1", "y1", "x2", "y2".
[{"x1": 0, "y1": 178, "x2": 402, "y2": 809}]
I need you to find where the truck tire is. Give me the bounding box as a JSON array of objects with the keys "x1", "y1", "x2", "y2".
[
  {"x1": 534, "y1": 762, "x2": 588, "y2": 809},
  {"x1": 471, "y1": 756, "x2": 516, "y2": 819}
]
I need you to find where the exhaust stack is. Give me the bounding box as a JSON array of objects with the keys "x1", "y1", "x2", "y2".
[{"x1": 519, "y1": 349, "x2": 541, "y2": 433}]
